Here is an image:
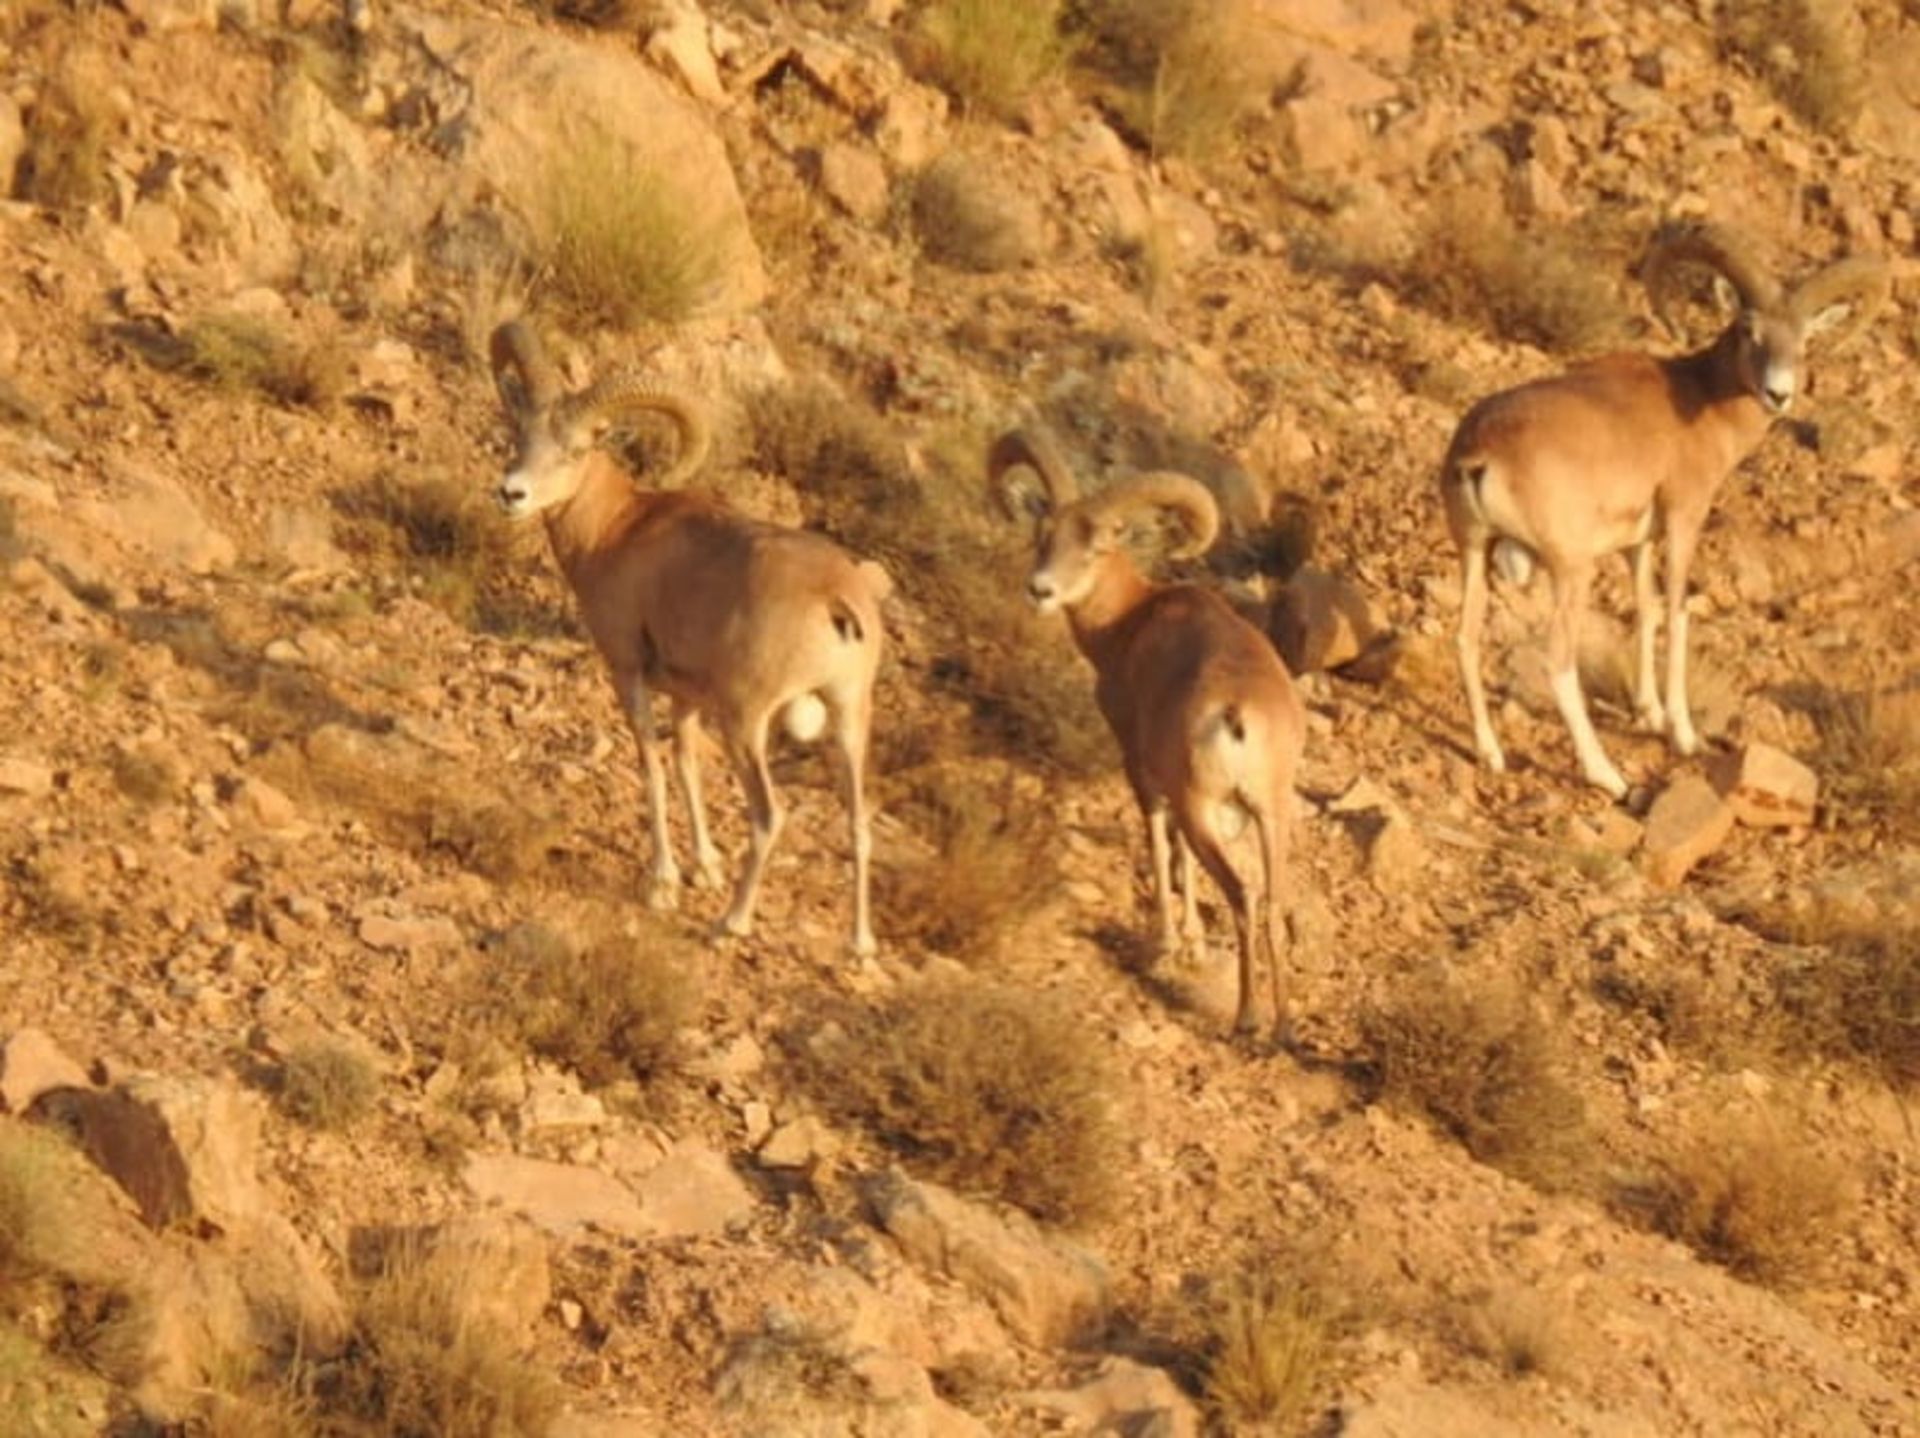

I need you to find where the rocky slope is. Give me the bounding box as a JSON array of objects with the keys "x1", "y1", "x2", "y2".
[{"x1": 0, "y1": 0, "x2": 1917, "y2": 1433}]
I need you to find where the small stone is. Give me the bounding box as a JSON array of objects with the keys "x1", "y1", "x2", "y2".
[
  {"x1": 0, "y1": 757, "x2": 54, "y2": 797},
  {"x1": 1269, "y1": 567, "x2": 1383, "y2": 675},
  {"x1": 1641, "y1": 775, "x2": 1735, "y2": 888},
  {"x1": 1708, "y1": 743, "x2": 1818, "y2": 828},
  {"x1": 758, "y1": 1115, "x2": 836, "y2": 1169},
  {"x1": 0, "y1": 1028, "x2": 92, "y2": 1114},
  {"x1": 817, "y1": 141, "x2": 890, "y2": 225}
]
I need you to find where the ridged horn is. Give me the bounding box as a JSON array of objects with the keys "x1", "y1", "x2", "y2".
[
  {"x1": 487, "y1": 320, "x2": 559, "y2": 423},
  {"x1": 554, "y1": 371, "x2": 713, "y2": 488},
  {"x1": 987, "y1": 427, "x2": 1079, "y2": 521},
  {"x1": 1788, "y1": 254, "x2": 1890, "y2": 351},
  {"x1": 1087, "y1": 471, "x2": 1220, "y2": 561},
  {"x1": 1643, "y1": 222, "x2": 1780, "y2": 335}
]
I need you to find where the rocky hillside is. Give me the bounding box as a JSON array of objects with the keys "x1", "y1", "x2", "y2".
[{"x1": 0, "y1": 0, "x2": 1917, "y2": 1433}]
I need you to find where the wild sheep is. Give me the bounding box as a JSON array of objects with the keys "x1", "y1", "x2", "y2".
[
  {"x1": 1441, "y1": 221, "x2": 1889, "y2": 799},
  {"x1": 990, "y1": 427, "x2": 1307, "y2": 1037},
  {"x1": 488, "y1": 321, "x2": 890, "y2": 954}
]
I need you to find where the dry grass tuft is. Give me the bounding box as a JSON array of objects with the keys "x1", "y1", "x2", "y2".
[
  {"x1": 911, "y1": 153, "x2": 1044, "y2": 273},
  {"x1": 878, "y1": 761, "x2": 1061, "y2": 961},
  {"x1": 0, "y1": 1125, "x2": 72, "y2": 1278},
  {"x1": 1073, "y1": 0, "x2": 1275, "y2": 159},
  {"x1": 180, "y1": 313, "x2": 348, "y2": 411},
  {"x1": 797, "y1": 979, "x2": 1123, "y2": 1224},
  {"x1": 1809, "y1": 685, "x2": 1920, "y2": 843},
  {"x1": 1360, "y1": 973, "x2": 1589, "y2": 1190},
  {"x1": 538, "y1": 132, "x2": 726, "y2": 326},
  {"x1": 716, "y1": 1325, "x2": 874, "y2": 1431},
  {"x1": 1618, "y1": 1121, "x2": 1846, "y2": 1287},
  {"x1": 1720, "y1": 0, "x2": 1867, "y2": 134},
  {"x1": 18, "y1": 59, "x2": 113, "y2": 210},
  {"x1": 321, "y1": 1252, "x2": 560, "y2": 1437},
  {"x1": 1451, "y1": 1286, "x2": 1572, "y2": 1378},
  {"x1": 1401, "y1": 196, "x2": 1619, "y2": 354},
  {"x1": 912, "y1": 0, "x2": 1071, "y2": 119},
  {"x1": 1202, "y1": 1273, "x2": 1331, "y2": 1431},
  {"x1": 109, "y1": 743, "x2": 183, "y2": 807},
  {"x1": 1771, "y1": 928, "x2": 1920, "y2": 1088},
  {"x1": 278, "y1": 1041, "x2": 381, "y2": 1132},
  {"x1": 489, "y1": 921, "x2": 701, "y2": 1087}
]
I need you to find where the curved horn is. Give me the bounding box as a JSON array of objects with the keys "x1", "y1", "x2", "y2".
[
  {"x1": 487, "y1": 320, "x2": 559, "y2": 422},
  {"x1": 1087, "y1": 471, "x2": 1220, "y2": 561},
  {"x1": 1788, "y1": 254, "x2": 1890, "y2": 351},
  {"x1": 1643, "y1": 222, "x2": 1781, "y2": 335},
  {"x1": 554, "y1": 371, "x2": 713, "y2": 488},
  {"x1": 986, "y1": 427, "x2": 1079, "y2": 521}
]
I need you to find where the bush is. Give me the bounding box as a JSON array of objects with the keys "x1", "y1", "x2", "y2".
[
  {"x1": 1400, "y1": 197, "x2": 1619, "y2": 354},
  {"x1": 797, "y1": 979, "x2": 1123, "y2": 1223},
  {"x1": 911, "y1": 153, "x2": 1045, "y2": 273},
  {"x1": 878, "y1": 761, "x2": 1061, "y2": 961},
  {"x1": 1720, "y1": 0, "x2": 1866, "y2": 135},
  {"x1": 279, "y1": 1041, "x2": 381, "y2": 1132},
  {"x1": 1810, "y1": 685, "x2": 1920, "y2": 843},
  {"x1": 180, "y1": 313, "x2": 347, "y2": 410},
  {"x1": 1773, "y1": 930, "x2": 1920, "y2": 1088},
  {"x1": 1359, "y1": 973, "x2": 1589, "y2": 1190},
  {"x1": 538, "y1": 133, "x2": 726, "y2": 326},
  {"x1": 1070, "y1": 0, "x2": 1274, "y2": 160},
  {"x1": 1617, "y1": 1121, "x2": 1845, "y2": 1287},
  {"x1": 491, "y1": 921, "x2": 701, "y2": 1086},
  {"x1": 913, "y1": 0, "x2": 1070, "y2": 119}
]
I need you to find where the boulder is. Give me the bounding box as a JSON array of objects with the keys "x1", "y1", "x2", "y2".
[
  {"x1": 862, "y1": 1171, "x2": 1108, "y2": 1347},
  {"x1": 1269, "y1": 566, "x2": 1386, "y2": 675},
  {"x1": 818, "y1": 141, "x2": 891, "y2": 225},
  {"x1": 0, "y1": 755, "x2": 54, "y2": 797},
  {"x1": 629, "y1": 1140, "x2": 756, "y2": 1238},
  {"x1": 644, "y1": 0, "x2": 727, "y2": 105},
  {"x1": 1708, "y1": 743, "x2": 1818, "y2": 828},
  {"x1": 1641, "y1": 774, "x2": 1735, "y2": 888},
  {"x1": 408, "y1": 13, "x2": 765, "y2": 317},
  {"x1": 71, "y1": 463, "x2": 235, "y2": 576}
]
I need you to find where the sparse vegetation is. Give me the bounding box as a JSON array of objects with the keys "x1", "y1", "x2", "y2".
[
  {"x1": 279, "y1": 1040, "x2": 381, "y2": 1131},
  {"x1": 329, "y1": 469, "x2": 566, "y2": 635},
  {"x1": 1202, "y1": 1273, "x2": 1332, "y2": 1432},
  {"x1": 488, "y1": 921, "x2": 701, "y2": 1087},
  {"x1": 1618, "y1": 1121, "x2": 1846, "y2": 1287},
  {"x1": 912, "y1": 0, "x2": 1071, "y2": 119},
  {"x1": 715, "y1": 1325, "x2": 874, "y2": 1432},
  {"x1": 538, "y1": 133, "x2": 726, "y2": 325},
  {"x1": 109, "y1": 742, "x2": 182, "y2": 807},
  {"x1": 1720, "y1": 0, "x2": 1867, "y2": 134},
  {"x1": 319, "y1": 1251, "x2": 560, "y2": 1437},
  {"x1": 878, "y1": 761, "x2": 1061, "y2": 961},
  {"x1": 1360, "y1": 973, "x2": 1590, "y2": 1190},
  {"x1": 1400, "y1": 197, "x2": 1619, "y2": 353},
  {"x1": 180, "y1": 312, "x2": 348, "y2": 410},
  {"x1": 797, "y1": 979, "x2": 1123, "y2": 1224}
]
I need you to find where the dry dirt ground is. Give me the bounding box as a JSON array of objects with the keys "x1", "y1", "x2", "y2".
[{"x1": 1, "y1": 0, "x2": 1918, "y2": 1434}]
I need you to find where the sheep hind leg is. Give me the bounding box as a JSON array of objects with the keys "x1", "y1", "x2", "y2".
[{"x1": 716, "y1": 717, "x2": 784, "y2": 941}]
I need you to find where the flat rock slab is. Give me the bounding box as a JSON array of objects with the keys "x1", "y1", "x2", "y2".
[
  {"x1": 0, "y1": 1028, "x2": 91, "y2": 1114},
  {"x1": 464, "y1": 1142, "x2": 753, "y2": 1242}
]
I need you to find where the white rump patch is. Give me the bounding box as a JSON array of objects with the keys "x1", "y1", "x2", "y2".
[
  {"x1": 782, "y1": 693, "x2": 828, "y2": 743},
  {"x1": 1214, "y1": 799, "x2": 1250, "y2": 842},
  {"x1": 1491, "y1": 538, "x2": 1536, "y2": 588}
]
